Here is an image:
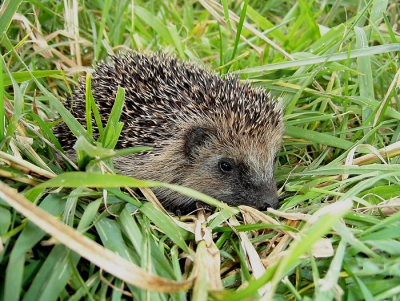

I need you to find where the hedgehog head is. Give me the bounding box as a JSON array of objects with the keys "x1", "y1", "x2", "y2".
[{"x1": 134, "y1": 89, "x2": 284, "y2": 213}]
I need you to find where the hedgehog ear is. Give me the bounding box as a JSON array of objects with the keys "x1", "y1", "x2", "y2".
[{"x1": 184, "y1": 127, "x2": 216, "y2": 159}]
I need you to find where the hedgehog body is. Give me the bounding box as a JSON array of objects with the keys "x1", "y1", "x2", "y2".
[{"x1": 57, "y1": 52, "x2": 284, "y2": 213}]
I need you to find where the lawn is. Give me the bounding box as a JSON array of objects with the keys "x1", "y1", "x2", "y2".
[{"x1": 1, "y1": 0, "x2": 400, "y2": 300}]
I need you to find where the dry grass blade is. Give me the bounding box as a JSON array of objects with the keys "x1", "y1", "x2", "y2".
[
  {"x1": 12, "y1": 13, "x2": 82, "y2": 69},
  {"x1": 193, "y1": 210, "x2": 223, "y2": 291},
  {"x1": 0, "y1": 150, "x2": 55, "y2": 179},
  {"x1": 349, "y1": 141, "x2": 400, "y2": 166},
  {"x1": 63, "y1": 0, "x2": 82, "y2": 66},
  {"x1": 229, "y1": 214, "x2": 269, "y2": 295},
  {"x1": 242, "y1": 206, "x2": 334, "y2": 261},
  {"x1": 380, "y1": 197, "x2": 400, "y2": 215}
]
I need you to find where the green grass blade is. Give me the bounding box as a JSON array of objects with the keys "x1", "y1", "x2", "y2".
[
  {"x1": 0, "y1": 54, "x2": 4, "y2": 143},
  {"x1": 99, "y1": 86, "x2": 125, "y2": 149},
  {"x1": 2, "y1": 70, "x2": 63, "y2": 86},
  {"x1": 135, "y1": 6, "x2": 174, "y2": 48},
  {"x1": 228, "y1": 0, "x2": 248, "y2": 70},
  {"x1": 95, "y1": 217, "x2": 137, "y2": 261},
  {"x1": 23, "y1": 245, "x2": 81, "y2": 301},
  {"x1": 140, "y1": 203, "x2": 191, "y2": 254},
  {"x1": 25, "y1": 172, "x2": 236, "y2": 213},
  {"x1": 3, "y1": 195, "x2": 65, "y2": 301},
  {"x1": 245, "y1": 5, "x2": 287, "y2": 43},
  {"x1": 93, "y1": 0, "x2": 112, "y2": 60},
  {"x1": 314, "y1": 240, "x2": 347, "y2": 300},
  {"x1": 238, "y1": 44, "x2": 400, "y2": 74},
  {"x1": 284, "y1": 125, "x2": 353, "y2": 149},
  {"x1": 354, "y1": 27, "x2": 374, "y2": 133},
  {"x1": 0, "y1": 0, "x2": 24, "y2": 37}
]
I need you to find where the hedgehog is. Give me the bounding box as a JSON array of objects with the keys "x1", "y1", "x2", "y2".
[{"x1": 55, "y1": 51, "x2": 284, "y2": 213}]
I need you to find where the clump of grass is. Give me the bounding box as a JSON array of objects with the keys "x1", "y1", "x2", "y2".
[{"x1": 1, "y1": 0, "x2": 400, "y2": 300}]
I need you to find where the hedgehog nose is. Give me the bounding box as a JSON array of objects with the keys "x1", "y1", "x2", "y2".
[
  {"x1": 260, "y1": 196, "x2": 280, "y2": 211},
  {"x1": 259, "y1": 194, "x2": 280, "y2": 211},
  {"x1": 257, "y1": 182, "x2": 280, "y2": 211}
]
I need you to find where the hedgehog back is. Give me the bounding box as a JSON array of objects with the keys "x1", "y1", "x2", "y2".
[{"x1": 65, "y1": 52, "x2": 226, "y2": 149}]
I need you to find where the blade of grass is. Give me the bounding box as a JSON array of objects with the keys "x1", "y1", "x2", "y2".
[
  {"x1": 85, "y1": 74, "x2": 94, "y2": 137},
  {"x1": 93, "y1": 0, "x2": 112, "y2": 60},
  {"x1": 226, "y1": 0, "x2": 248, "y2": 72},
  {"x1": 99, "y1": 86, "x2": 125, "y2": 149},
  {"x1": 140, "y1": 202, "x2": 192, "y2": 258},
  {"x1": 0, "y1": 54, "x2": 4, "y2": 143},
  {"x1": 2, "y1": 59, "x2": 23, "y2": 140},
  {"x1": 23, "y1": 245, "x2": 81, "y2": 301},
  {"x1": 245, "y1": 5, "x2": 287, "y2": 43},
  {"x1": 237, "y1": 44, "x2": 400, "y2": 74},
  {"x1": 354, "y1": 27, "x2": 374, "y2": 134},
  {"x1": 0, "y1": 0, "x2": 24, "y2": 37},
  {"x1": 25, "y1": 172, "x2": 237, "y2": 213},
  {"x1": 284, "y1": 125, "x2": 354, "y2": 149},
  {"x1": 314, "y1": 239, "x2": 347, "y2": 300},
  {"x1": 2, "y1": 70, "x2": 63, "y2": 86},
  {"x1": 134, "y1": 6, "x2": 178, "y2": 51},
  {"x1": 3, "y1": 194, "x2": 66, "y2": 301}
]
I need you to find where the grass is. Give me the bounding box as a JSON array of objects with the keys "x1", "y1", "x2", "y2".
[{"x1": 1, "y1": 0, "x2": 400, "y2": 300}]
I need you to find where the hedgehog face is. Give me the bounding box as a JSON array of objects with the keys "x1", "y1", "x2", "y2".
[
  {"x1": 191, "y1": 154, "x2": 280, "y2": 210},
  {"x1": 181, "y1": 126, "x2": 281, "y2": 211}
]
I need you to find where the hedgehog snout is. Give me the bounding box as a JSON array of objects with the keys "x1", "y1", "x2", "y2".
[
  {"x1": 259, "y1": 193, "x2": 280, "y2": 211},
  {"x1": 253, "y1": 181, "x2": 280, "y2": 211}
]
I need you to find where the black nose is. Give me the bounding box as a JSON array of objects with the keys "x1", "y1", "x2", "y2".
[
  {"x1": 254, "y1": 180, "x2": 280, "y2": 211},
  {"x1": 259, "y1": 194, "x2": 280, "y2": 211}
]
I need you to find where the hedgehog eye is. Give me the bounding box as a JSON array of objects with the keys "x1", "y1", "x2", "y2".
[{"x1": 218, "y1": 159, "x2": 234, "y2": 173}]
